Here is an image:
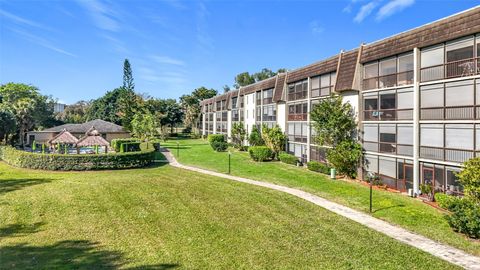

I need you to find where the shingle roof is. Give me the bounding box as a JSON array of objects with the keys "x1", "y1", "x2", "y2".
[{"x1": 43, "y1": 119, "x2": 127, "y2": 133}]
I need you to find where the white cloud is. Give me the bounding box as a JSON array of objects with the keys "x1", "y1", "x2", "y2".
[
  {"x1": 76, "y1": 0, "x2": 121, "y2": 32},
  {"x1": 9, "y1": 28, "x2": 77, "y2": 57},
  {"x1": 151, "y1": 55, "x2": 185, "y2": 66},
  {"x1": 309, "y1": 20, "x2": 324, "y2": 35},
  {"x1": 376, "y1": 0, "x2": 415, "y2": 21},
  {"x1": 354, "y1": 1, "x2": 379, "y2": 23},
  {"x1": 0, "y1": 9, "x2": 53, "y2": 31}
]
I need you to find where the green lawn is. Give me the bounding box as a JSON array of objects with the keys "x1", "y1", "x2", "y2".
[
  {"x1": 162, "y1": 138, "x2": 480, "y2": 256},
  {"x1": 0, "y1": 162, "x2": 460, "y2": 269}
]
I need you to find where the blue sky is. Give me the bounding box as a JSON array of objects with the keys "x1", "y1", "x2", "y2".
[{"x1": 0, "y1": 0, "x2": 478, "y2": 104}]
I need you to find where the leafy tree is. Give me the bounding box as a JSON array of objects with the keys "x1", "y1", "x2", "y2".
[
  {"x1": 0, "y1": 83, "x2": 56, "y2": 147},
  {"x1": 180, "y1": 87, "x2": 217, "y2": 133},
  {"x1": 123, "y1": 59, "x2": 134, "y2": 91},
  {"x1": 261, "y1": 124, "x2": 286, "y2": 160},
  {"x1": 326, "y1": 140, "x2": 362, "y2": 178},
  {"x1": 0, "y1": 109, "x2": 16, "y2": 144},
  {"x1": 458, "y1": 157, "x2": 480, "y2": 203},
  {"x1": 231, "y1": 122, "x2": 246, "y2": 149},
  {"x1": 56, "y1": 100, "x2": 90, "y2": 123},
  {"x1": 222, "y1": 85, "x2": 231, "y2": 93},
  {"x1": 310, "y1": 94, "x2": 356, "y2": 147},
  {"x1": 253, "y1": 68, "x2": 276, "y2": 82},
  {"x1": 131, "y1": 111, "x2": 158, "y2": 141},
  {"x1": 145, "y1": 98, "x2": 183, "y2": 134},
  {"x1": 248, "y1": 125, "x2": 264, "y2": 146},
  {"x1": 310, "y1": 94, "x2": 361, "y2": 178},
  {"x1": 234, "y1": 72, "x2": 255, "y2": 89}
]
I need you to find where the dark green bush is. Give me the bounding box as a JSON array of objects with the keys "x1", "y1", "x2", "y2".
[
  {"x1": 248, "y1": 146, "x2": 272, "y2": 162},
  {"x1": 445, "y1": 198, "x2": 480, "y2": 239},
  {"x1": 207, "y1": 134, "x2": 225, "y2": 144},
  {"x1": 111, "y1": 138, "x2": 140, "y2": 152},
  {"x1": 211, "y1": 141, "x2": 228, "y2": 152},
  {"x1": 279, "y1": 152, "x2": 298, "y2": 165},
  {"x1": 0, "y1": 146, "x2": 154, "y2": 171},
  {"x1": 307, "y1": 161, "x2": 332, "y2": 174}
]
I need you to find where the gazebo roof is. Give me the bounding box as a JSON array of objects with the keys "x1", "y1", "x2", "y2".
[
  {"x1": 76, "y1": 127, "x2": 110, "y2": 147},
  {"x1": 48, "y1": 129, "x2": 79, "y2": 145}
]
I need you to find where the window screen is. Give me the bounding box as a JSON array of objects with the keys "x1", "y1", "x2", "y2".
[
  {"x1": 363, "y1": 124, "x2": 378, "y2": 142},
  {"x1": 445, "y1": 124, "x2": 473, "y2": 150},
  {"x1": 420, "y1": 84, "x2": 444, "y2": 108},
  {"x1": 445, "y1": 80, "x2": 474, "y2": 106},
  {"x1": 420, "y1": 124, "x2": 444, "y2": 147}
]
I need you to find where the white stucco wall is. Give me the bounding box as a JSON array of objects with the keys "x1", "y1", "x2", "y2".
[
  {"x1": 340, "y1": 90, "x2": 359, "y2": 121},
  {"x1": 276, "y1": 103, "x2": 286, "y2": 132},
  {"x1": 227, "y1": 111, "x2": 232, "y2": 140},
  {"x1": 244, "y1": 93, "x2": 256, "y2": 135}
]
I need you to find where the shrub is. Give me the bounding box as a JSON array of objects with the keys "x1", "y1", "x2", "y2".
[
  {"x1": 231, "y1": 122, "x2": 246, "y2": 149},
  {"x1": 279, "y1": 152, "x2": 298, "y2": 165},
  {"x1": 211, "y1": 141, "x2": 228, "y2": 152},
  {"x1": 248, "y1": 146, "x2": 272, "y2": 162},
  {"x1": 457, "y1": 157, "x2": 480, "y2": 203},
  {"x1": 307, "y1": 161, "x2": 332, "y2": 174},
  {"x1": 121, "y1": 142, "x2": 141, "y2": 153},
  {"x1": 445, "y1": 198, "x2": 480, "y2": 239},
  {"x1": 111, "y1": 138, "x2": 140, "y2": 152},
  {"x1": 326, "y1": 140, "x2": 362, "y2": 178},
  {"x1": 190, "y1": 132, "x2": 201, "y2": 139},
  {"x1": 207, "y1": 134, "x2": 225, "y2": 144},
  {"x1": 261, "y1": 124, "x2": 286, "y2": 160},
  {"x1": 248, "y1": 126, "x2": 264, "y2": 146},
  {"x1": 0, "y1": 145, "x2": 154, "y2": 171}
]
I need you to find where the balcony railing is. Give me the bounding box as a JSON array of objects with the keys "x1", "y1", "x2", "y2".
[
  {"x1": 263, "y1": 97, "x2": 273, "y2": 104},
  {"x1": 288, "y1": 91, "x2": 307, "y2": 101},
  {"x1": 363, "y1": 70, "x2": 414, "y2": 90},
  {"x1": 288, "y1": 114, "x2": 308, "y2": 121},
  {"x1": 421, "y1": 106, "x2": 480, "y2": 120},
  {"x1": 420, "y1": 58, "x2": 480, "y2": 82},
  {"x1": 363, "y1": 108, "x2": 413, "y2": 121},
  {"x1": 420, "y1": 146, "x2": 474, "y2": 163}
]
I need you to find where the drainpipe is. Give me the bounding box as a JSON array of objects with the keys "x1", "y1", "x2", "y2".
[{"x1": 413, "y1": 47, "x2": 420, "y2": 196}]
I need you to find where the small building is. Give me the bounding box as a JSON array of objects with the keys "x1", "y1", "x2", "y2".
[{"x1": 26, "y1": 119, "x2": 130, "y2": 145}]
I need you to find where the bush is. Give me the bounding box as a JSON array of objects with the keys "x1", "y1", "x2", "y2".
[
  {"x1": 307, "y1": 161, "x2": 332, "y2": 174},
  {"x1": 111, "y1": 138, "x2": 140, "y2": 152},
  {"x1": 248, "y1": 146, "x2": 272, "y2": 162},
  {"x1": 121, "y1": 142, "x2": 141, "y2": 153},
  {"x1": 248, "y1": 126, "x2": 264, "y2": 146},
  {"x1": 0, "y1": 146, "x2": 154, "y2": 171},
  {"x1": 190, "y1": 132, "x2": 201, "y2": 139},
  {"x1": 279, "y1": 152, "x2": 298, "y2": 165},
  {"x1": 207, "y1": 134, "x2": 225, "y2": 144},
  {"x1": 211, "y1": 141, "x2": 228, "y2": 152},
  {"x1": 445, "y1": 198, "x2": 480, "y2": 239},
  {"x1": 326, "y1": 140, "x2": 362, "y2": 178}
]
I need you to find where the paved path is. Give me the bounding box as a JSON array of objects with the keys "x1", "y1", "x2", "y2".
[{"x1": 160, "y1": 149, "x2": 480, "y2": 270}]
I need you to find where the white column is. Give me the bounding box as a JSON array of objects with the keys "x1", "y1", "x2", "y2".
[
  {"x1": 413, "y1": 47, "x2": 420, "y2": 196},
  {"x1": 306, "y1": 78, "x2": 311, "y2": 162},
  {"x1": 202, "y1": 113, "x2": 206, "y2": 136},
  {"x1": 213, "y1": 112, "x2": 217, "y2": 134}
]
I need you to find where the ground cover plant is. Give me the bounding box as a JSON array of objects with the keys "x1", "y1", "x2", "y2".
[
  {"x1": 0, "y1": 162, "x2": 460, "y2": 269},
  {"x1": 163, "y1": 138, "x2": 480, "y2": 256}
]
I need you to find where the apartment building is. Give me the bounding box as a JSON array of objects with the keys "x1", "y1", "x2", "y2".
[{"x1": 200, "y1": 7, "x2": 480, "y2": 196}]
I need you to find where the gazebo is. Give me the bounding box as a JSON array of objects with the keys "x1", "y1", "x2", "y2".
[
  {"x1": 76, "y1": 127, "x2": 110, "y2": 154},
  {"x1": 47, "y1": 129, "x2": 79, "y2": 154}
]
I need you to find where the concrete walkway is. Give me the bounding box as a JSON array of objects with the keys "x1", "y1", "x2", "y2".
[{"x1": 159, "y1": 150, "x2": 480, "y2": 270}]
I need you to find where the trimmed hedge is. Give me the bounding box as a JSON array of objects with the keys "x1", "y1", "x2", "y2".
[
  {"x1": 207, "y1": 134, "x2": 225, "y2": 144},
  {"x1": 111, "y1": 138, "x2": 140, "y2": 152},
  {"x1": 211, "y1": 141, "x2": 228, "y2": 152},
  {"x1": 307, "y1": 161, "x2": 332, "y2": 175},
  {"x1": 248, "y1": 146, "x2": 272, "y2": 162},
  {"x1": 0, "y1": 146, "x2": 154, "y2": 171},
  {"x1": 279, "y1": 152, "x2": 298, "y2": 165}
]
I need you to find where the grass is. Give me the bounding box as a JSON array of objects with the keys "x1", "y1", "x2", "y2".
[
  {"x1": 0, "y1": 162, "x2": 460, "y2": 269},
  {"x1": 162, "y1": 138, "x2": 480, "y2": 256}
]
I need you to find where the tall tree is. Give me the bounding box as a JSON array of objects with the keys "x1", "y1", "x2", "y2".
[
  {"x1": 123, "y1": 59, "x2": 134, "y2": 91},
  {"x1": 253, "y1": 68, "x2": 276, "y2": 82},
  {"x1": 233, "y1": 68, "x2": 286, "y2": 89},
  {"x1": 234, "y1": 72, "x2": 255, "y2": 89},
  {"x1": 222, "y1": 85, "x2": 231, "y2": 93},
  {"x1": 56, "y1": 100, "x2": 90, "y2": 123},
  {"x1": 0, "y1": 83, "x2": 56, "y2": 147},
  {"x1": 0, "y1": 109, "x2": 17, "y2": 144},
  {"x1": 180, "y1": 87, "x2": 217, "y2": 133},
  {"x1": 131, "y1": 111, "x2": 158, "y2": 141},
  {"x1": 145, "y1": 98, "x2": 183, "y2": 133}
]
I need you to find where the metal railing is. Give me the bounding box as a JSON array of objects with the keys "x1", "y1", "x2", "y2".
[
  {"x1": 421, "y1": 106, "x2": 480, "y2": 120},
  {"x1": 287, "y1": 114, "x2": 308, "y2": 121},
  {"x1": 420, "y1": 146, "x2": 474, "y2": 163},
  {"x1": 420, "y1": 57, "x2": 479, "y2": 82},
  {"x1": 363, "y1": 70, "x2": 414, "y2": 90}
]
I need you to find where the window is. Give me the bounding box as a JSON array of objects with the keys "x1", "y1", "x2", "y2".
[
  {"x1": 445, "y1": 80, "x2": 474, "y2": 107},
  {"x1": 446, "y1": 167, "x2": 463, "y2": 194},
  {"x1": 420, "y1": 84, "x2": 443, "y2": 108},
  {"x1": 397, "y1": 125, "x2": 413, "y2": 145},
  {"x1": 477, "y1": 125, "x2": 480, "y2": 151},
  {"x1": 364, "y1": 155, "x2": 378, "y2": 173},
  {"x1": 397, "y1": 54, "x2": 414, "y2": 86},
  {"x1": 288, "y1": 80, "x2": 308, "y2": 101},
  {"x1": 263, "y1": 89, "x2": 273, "y2": 104},
  {"x1": 364, "y1": 63, "x2": 378, "y2": 78},
  {"x1": 380, "y1": 92, "x2": 396, "y2": 120},
  {"x1": 420, "y1": 124, "x2": 443, "y2": 148},
  {"x1": 379, "y1": 58, "x2": 396, "y2": 76},
  {"x1": 379, "y1": 156, "x2": 397, "y2": 189},
  {"x1": 363, "y1": 124, "x2": 378, "y2": 142},
  {"x1": 445, "y1": 124, "x2": 474, "y2": 150},
  {"x1": 421, "y1": 45, "x2": 444, "y2": 67},
  {"x1": 231, "y1": 97, "x2": 238, "y2": 109},
  {"x1": 311, "y1": 76, "x2": 320, "y2": 98},
  {"x1": 446, "y1": 36, "x2": 474, "y2": 63},
  {"x1": 379, "y1": 124, "x2": 396, "y2": 153}
]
